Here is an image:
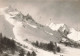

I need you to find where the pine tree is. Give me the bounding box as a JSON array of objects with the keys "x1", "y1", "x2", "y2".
[
  {"x1": 3, "y1": 53, "x2": 9, "y2": 56},
  {"x1": 19, "y1": 49, "x2": 25, "y2": 56},
  {"x1": 31, "y1": 51, "x2": 36, "y2": 56},
  {"x1": 47, "y1": 41, "x2": 54, "y2": 51},
  {"x1": 0, "y1": 33, "x2": 2, "y2": 38},
  {"x1": 57, "y1": 46, "x2": 60, "y2": 52},
  {"x1": 53, "y1": 42, "x2": 57, "y2": 54},
  {"x1": 27, "y1": 51, "x2": 31, "y2": 56},
  {"x1": 36, "y1": 41, "x2": 39, "y2": 47}
]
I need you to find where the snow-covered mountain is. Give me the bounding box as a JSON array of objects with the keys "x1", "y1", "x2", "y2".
[
  {"x1": 48, "y1": 22, "x2": 80, "y2": 42},
  {"x1": 67, "y1": 28, "x2": 80, "y2": 41},
  {"x1": 0, "y1": 6, "x2": 80, "y2": 56},
  {"x1": 0, "y1": 6, "x2": 63, "y2": 43},
  {"x1": 0, "y1": 6, "x2": 80, "y2": 43},
  {"x1": 0, "y1": 6, "x2": 64, "y2": 56},
  {"x1": 48, "y1": 23, "x2": 69, "y2": 36}
]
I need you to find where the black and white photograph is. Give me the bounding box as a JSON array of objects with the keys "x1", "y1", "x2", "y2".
[{"x1": 0, "y1": 0, "x2": 80, "y2": 56}]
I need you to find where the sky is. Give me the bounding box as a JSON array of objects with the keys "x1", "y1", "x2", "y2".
[{"x1": 0, "y1": 0, "x2": 80, "y2": 30}]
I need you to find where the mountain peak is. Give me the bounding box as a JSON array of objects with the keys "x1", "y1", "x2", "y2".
[
  {"x1": 49, "y1": 23, "x2": 68, "y2": 31},
  {"x1": 0, "y1": 6, "x2": 19, "y2": 15},
  {"x1": 3, "y1": 6, "x2": 17, "y2": 13},
  {"x1": 48, "y1": 23, "x2": 69, "y2": 36}
]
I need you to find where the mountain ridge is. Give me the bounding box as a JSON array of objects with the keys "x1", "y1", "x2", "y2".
[{"x1": 0, "y1": 6, "x2": 80, "y2": 43}]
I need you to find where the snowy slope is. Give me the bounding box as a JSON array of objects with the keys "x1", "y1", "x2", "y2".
[
  {"x1": 67, "y1": 28, "x2": 80, "y2": 41},
  {"x1": 0, "y1": 6, "x2": 64, "y2": 43},
  {"x1": 49, "y1": 23, "x2": 69, "y2": 36},
  {"x1": 1, "y1": 6, "x2": 80, "y2": 56},
  {"x1": 48, "y1": 23, "x2": 80, "y2": 42},
  {"x1": 1, "y1": 6, "x2": 80, "y2": 43},
  {"x1": 0, "y1": 15, "x2": 15, "y2": 39}
]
